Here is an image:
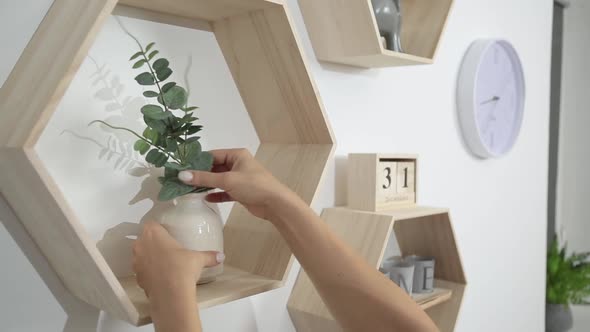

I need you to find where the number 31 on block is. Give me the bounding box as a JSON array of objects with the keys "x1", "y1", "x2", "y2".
[{"x1": 348, "y1": 154, "x2": 417, "y2": 211}]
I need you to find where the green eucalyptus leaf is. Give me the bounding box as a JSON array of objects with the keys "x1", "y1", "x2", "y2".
[
  {"x1": 179, "y1": 140, "x2": 201, "y2": 162},
  {"x1": 165, "y1": 138, "x2": 178, "y2": 152},
  {"x1": 189, "y1": 151, "x2": 214, "y2": 171},
  {"x1": 143, "y1": 128, "x2": 160, "y2": 145},
  {"x1": 144, "y1": 116, "x2": 168, "y2": 134},
  {"x1": 162, "y1": 86, "x2": 187, "y2": 110},
  {"x1": 133, "y1": 59, "x2": 146, "y2": 69},
  {"x1": 185, "y1": 136, "x2": 200, "y2": 144},
  {"x1": 129, "y1": 51, "x2": 143, "y2": 61},
  {"x1": 164, "y1": 162, "x2": 189, "y2": 171},
  {"x1": 181, "y1": 113, "x2": 198, "y2": 123},
  {"x1": 158, "y1": 178, "x2": 196, "y2": 201},
  {"x1": 135, "y1": 72, "x2": 155, "y2": 86},
  {"x1": 164, "y1": 167, "x2": 178, "y2": 179},
  {"x1": 153, "y1": 58, "x2": 169, "y2": 72},
  {"x1": 133, "y1": 140, "x2": 150, "y2": 155},
  {"x1": 143, "y1": 91, "x2": 159, "y2": 98},
  {"x1": 141, "y1": 104, "x2": 171, "y2": 120},
  {"x1": 148, "y1": 50, "x2": 159, "y2": 60},
  {"x1": 156, "y1": 67, "x2": 173, "y2": 81},
  {"x1": 182, "y1": 106, "x2": 199, "y2": 112},
  {"x1": 146, "y1": 149, "x2": 168, "y2": 167},
  {"x1": 162, "y1": 82, "x2": 176, "y2": 93},
  {"x1": 187, "y1": 125, "x2": 202, "y2": 135},
  {"x1": 145, "y1": 42, "x2": 155, "y2": 52}
]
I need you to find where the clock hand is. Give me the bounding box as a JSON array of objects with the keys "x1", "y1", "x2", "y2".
[{"x1": 480, "y1": 96, "x2": 500, "y2": 105}]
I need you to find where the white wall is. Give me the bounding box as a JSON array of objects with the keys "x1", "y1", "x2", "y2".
[
  {"x1": 558, "y1": 0, "x2": 590, "y2": 330},
  {"x1": 0, "y1": 0, "x2": 553, "y2": 331}
]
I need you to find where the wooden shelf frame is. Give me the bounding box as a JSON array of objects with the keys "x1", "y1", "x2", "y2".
[
  {"x1": 287, "y1": 206, "x2": 466, "y2": 332},
  {"x1": 0, "y1": 0, "x2": 335, "y2": 326},
  {"x1": 297, "y1": 0, "x2": 454, "y2": 68}
]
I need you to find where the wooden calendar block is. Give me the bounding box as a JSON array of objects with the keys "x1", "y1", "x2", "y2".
[{"x1": 348, "y1": 154, "x2": 418, "y2": 211}]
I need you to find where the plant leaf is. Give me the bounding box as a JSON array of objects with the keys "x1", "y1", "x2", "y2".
[
  {"x1": 148, "y1": 50, "x2": 159, "y2": 60},
  {"x1": 156, "y1": 67, "x2": 173, "y2": 81},
  {"x1": 144, "y1": 116, "x2": 168, "y2": 134},
  {"x1": 162, "y1": 82, "x2": 176, "y2": 93},
  {"x1": 163, "y1": 86, "x2": 187, "y2": 110},
  {"x1": 185, "y1": 136, "x2": 200, "y2": 144},
  {"x1": 189, "y1": 151, "x2": 214, "y2": 171},
  {"x1": 145, "y1": 42, "x2": 155, "y2": 52},
  {"x1": 133, "y1": 140, "x2": 150, "y2": 155},
  {"x1": 158, "y1": 178, "x2": 196, "y2": 201},
  {"x1": 135, "y1": 72, "x2": 155, "y2": 86},
  {"x1": 129, "y1": 51, "x2": 143, "y2": 61},
  {"x1": 133, "y1": 59, "x2": 146, "y2": 69},
  {"x1": 165, "y1": 138, "x2": 178, "y2": 152},
  {"x1": 146, "y1": 149, "x2": 168, "y2": 167},
  {"x1": 143, "y1": 90, "x2": 159, "y2": 98},
  {"x1": 179, "y1": 140, "x2": 201, "y2": 163},
  {"x1": 164, "y1": 162, "x2": 189, "y2": 171},
  {"x1": 187, "y1": 125, "x2": 202, "y2": 135},
  {"x1": 141, "y1": 104, "x2": 171, "y2": 120},
  {"x1": 182, "y1": 106, "x2": 199, "y2": 112},
  {"x1": 153, "y1": 58, "x2": 169, "y2": 72}
]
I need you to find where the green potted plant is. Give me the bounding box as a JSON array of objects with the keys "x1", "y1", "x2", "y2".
[
  {"x1": 546, "y1": 236, "x2": 590, "y2": 332},
  {"x1": 91, "y1": 38, "x2": 223, "y2": 283}
]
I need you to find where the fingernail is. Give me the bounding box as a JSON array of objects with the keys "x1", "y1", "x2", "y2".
[
  {"x1": 216, "y1": 252, "x2": 226, "y2": 263},
  {"x1": 178, "y1": 171, "x2": 193, "y2": 182}
]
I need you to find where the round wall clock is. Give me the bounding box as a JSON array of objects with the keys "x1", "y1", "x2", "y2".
[{"x1": 457, "y1": 39, "x2": 526, "y2": 158}]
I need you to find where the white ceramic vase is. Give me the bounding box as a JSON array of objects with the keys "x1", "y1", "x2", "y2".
[{"x1": 158, "y1": 193, "x2": 224, "y2": 284}]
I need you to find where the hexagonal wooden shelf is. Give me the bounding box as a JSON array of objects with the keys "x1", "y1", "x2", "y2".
[
  {"x1": 297, "y1": 0, "x2": 454, "y2": 68},
  {"x1": 0, "y1": 0, "x2": 334, "y2": 326},
  {"x1": 288, "y1": 206, "x2": 466, "y2": 332}
]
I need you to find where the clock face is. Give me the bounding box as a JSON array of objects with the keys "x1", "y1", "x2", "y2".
[{"x1": 458, "y1": 40, "x2": 526, "y2": 158}]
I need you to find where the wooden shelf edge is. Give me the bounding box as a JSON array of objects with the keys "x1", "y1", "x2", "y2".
[
  {"x1": 328, "y1": 206, "x2": 449, "y2": 220},
  {"x1": 413, "y1": 286, "x2": 453, "y2": 310},
  {"x1": 119, "y1": 265, "x2": 282, "y2": 326}
]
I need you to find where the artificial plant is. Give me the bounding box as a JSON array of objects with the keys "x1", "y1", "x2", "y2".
[
  {"x1": 91, "y1": 38, "x2": 213, "y2": 201},
  {"x1": 547, "y1": 236, "x2": 590, "y2": 305}
]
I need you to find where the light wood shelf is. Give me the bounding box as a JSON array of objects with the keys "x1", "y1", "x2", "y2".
[
  {"x1": 287, "y1": 206, "x2": 467, "y2": 332},
  {"x1": 297, "y1": 0, "x2": 454, "y2": 68},
  {"x1": 0, "y1": 0, "x2": 335, "y2": 326},
  {"x1": 120, "y1": 265, "x2": 282, "y2": 325}
]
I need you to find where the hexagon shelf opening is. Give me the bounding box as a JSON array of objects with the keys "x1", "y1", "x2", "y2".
[
  {"x1": 288, "y1": 207, "x2": 466, "y2": 332},
  {"x1": 0, "y1": 0, "x2": 334, "y2": 326}
]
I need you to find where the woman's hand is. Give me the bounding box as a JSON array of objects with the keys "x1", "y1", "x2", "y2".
[
  {"x1": 133, "y1": 222, "x2": 224, "y2": 297},
  {"x1": 178, "y1": 149, "x2": 295, "y2": 221},
  {"x1": 132, "y1": 222, "x2": 224, "y2": 332}
]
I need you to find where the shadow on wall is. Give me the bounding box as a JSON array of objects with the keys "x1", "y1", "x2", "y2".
[{"x1": 61, "y1": 20, "x2": 202, "y2": 278}]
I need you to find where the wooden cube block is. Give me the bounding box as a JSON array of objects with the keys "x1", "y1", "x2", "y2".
[{"x1": 348, "y1": 154, "x2": 417, "y2": 211}]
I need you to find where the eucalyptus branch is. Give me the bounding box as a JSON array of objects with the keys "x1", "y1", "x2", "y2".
[
  {"x1": 89, "y1": 120, "x2": 181, "y2": 163},
  {"x1": 124, "y1": 27, "x2": 171, "y2": 116}
]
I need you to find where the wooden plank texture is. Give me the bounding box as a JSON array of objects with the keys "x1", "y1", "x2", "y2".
[
  {"x1": 214, "y1": 6, "x2": 334, "y2": 144},
  {"x1": 120, "y1": 265, "x2": 282, "y2": 326},
  {"x1": 119, "y1": 0, "x2": 282, "y2": 22},
  {"x1": 296, "y1": 0, "x2": 453, "y2": 68},
  {"x1": 0, "y1": 0, "x2": 336, "y2": 325},
  {"x1": 224, "y1": 144, "x2": 334, "y2": 280},
  {"x1": 297, "y1": 0, "x2": 382, "y2": 58},
  {"x1": 0, "y1": 0, "x2": 118, "y2": 148},
  {"x1": 0, "y1": 149, "x2": 138, "y2": 323},
  {"x1": 426, "y1": 280, "x2": 466, "y2": 332},
  {"x1": 400, "y1": 0, "x2": 454, "y2": 59},
  {"x1": 113, "y1": 4, "x2": 213, "y2": 32}
]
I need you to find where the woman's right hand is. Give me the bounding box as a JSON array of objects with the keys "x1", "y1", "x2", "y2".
[{"x1": 178, "y1": 149, "x2": 295, "y2": 221}]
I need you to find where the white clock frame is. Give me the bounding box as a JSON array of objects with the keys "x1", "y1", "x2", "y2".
[{"x1": 457, "y1": 39, "x2": 526, "y2": 158}]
